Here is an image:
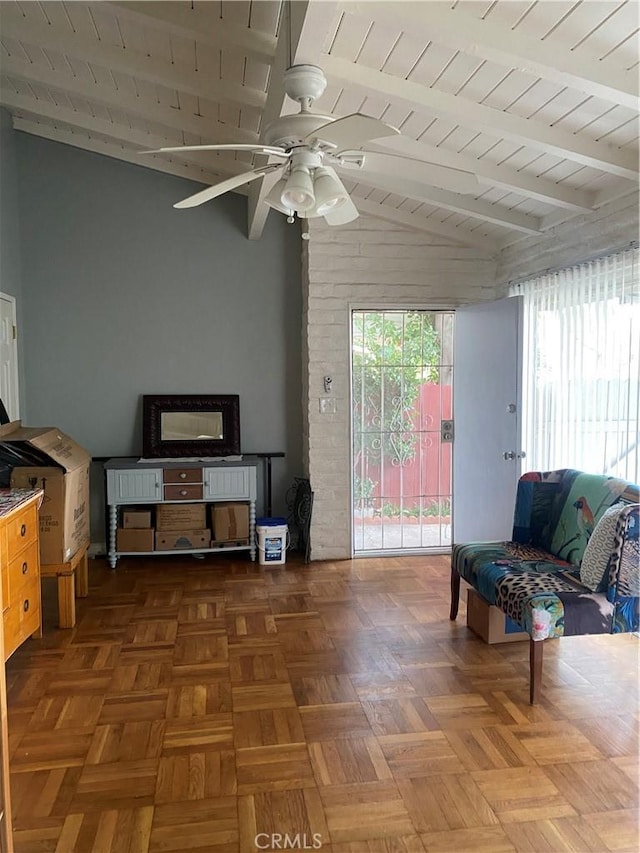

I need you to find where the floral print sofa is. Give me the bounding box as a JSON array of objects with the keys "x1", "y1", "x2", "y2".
[{"x1": 450, "y1": 469, "x2": 639, "y2": 703}]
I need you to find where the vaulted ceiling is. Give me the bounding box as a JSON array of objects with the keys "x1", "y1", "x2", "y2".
[{"x1": 1, "y1": 1, "x2": 638, "y2": 250}]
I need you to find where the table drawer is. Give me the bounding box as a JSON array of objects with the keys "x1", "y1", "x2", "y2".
[
  {"x1": 6, "y1": 503, "x2": 38, "y2": 558},
  {"x1": 3, "y1": 577, "x2": 40, "y2": 660},
  {"x1": 6, "y1": 541, "x2": 39, "y2": 604},
  {"x1": 164, "y1": 484, "x2": 203, "y2": 501},
  {"x1": 163, "y1": 468, "x2": 202, "y2": 484}
]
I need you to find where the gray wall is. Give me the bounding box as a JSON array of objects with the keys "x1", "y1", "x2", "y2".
[
  {"x1": 0, "y1": 109, "x2": 26, "y2": 413},
  {"x1": 14, "y1": 131, "x2": 303, "y2": 541},
  {"x1": 0, "y1": 110, "x2": 22, "y2": 299}
]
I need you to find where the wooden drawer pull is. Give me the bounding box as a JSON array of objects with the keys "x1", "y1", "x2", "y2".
[
  {"x1": 20, "y1": 523, "x2": 27, "y2": 537},
  {"x1": 23, "y1": 599, "x2": 30, "y2": 613},
  {"x1": 22, "y1": 561, "x2": 28, "y2": 575},
  {"x1": 179, "y1": 489, "x2": 188, "y2": 496},
  {"x1": 179, "y1": 472, "x2": 187, "y2": 479}
]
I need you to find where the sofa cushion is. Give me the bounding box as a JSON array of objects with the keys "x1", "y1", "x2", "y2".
[
  {"x1": 452, "y1": 540, "x2": 572, "y2": 607},
  {"x1": 580, "y1": 503, "x2": 626, "y2": 592}
]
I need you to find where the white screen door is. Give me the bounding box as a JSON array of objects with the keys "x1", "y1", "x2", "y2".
[
  {"x1": 0, "y1": 293, "x2": 19, "y2": 421},
  {"x1": 453, "y1": 296, "x2": 523, "y2": 543},
  {"x1": 352, "y1": 309, "x2": 454, "y2": 554}
]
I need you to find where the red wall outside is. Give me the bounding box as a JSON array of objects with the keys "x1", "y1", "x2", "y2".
[{"x1": 356, "y1": 383, "x2": 452, "y2": 510}]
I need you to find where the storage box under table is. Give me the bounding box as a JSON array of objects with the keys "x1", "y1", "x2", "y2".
[
  {"x1": 156, "y1": 503, "x2": 206, "y2": 531},
  {"x1": 466, "y1": 588, "x2": 529, "y2": 644},
  {"x1": 212, "y1": 502, "x2": 249, "y2": 542},
  {"x1": 122, "y1": 510, "x2": 152, "y2": 529},
  {"x1": 117, "y1": 528, "x2": 154, "y2": 551},
  {"x1": 155, "y1": 529, "x2": 210, "y2": 550}
]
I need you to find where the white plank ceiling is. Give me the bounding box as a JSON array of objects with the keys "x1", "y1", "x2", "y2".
[{"x1": 0, "y1": 0, "x2": 638, "y2": 249}]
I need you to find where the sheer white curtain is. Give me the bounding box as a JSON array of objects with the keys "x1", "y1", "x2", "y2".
[{"x1": 511, "y1": 246, "x2": 639, "y2": 484}]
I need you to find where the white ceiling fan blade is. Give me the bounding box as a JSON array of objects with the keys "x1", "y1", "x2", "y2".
[
  {"x1": 174, "y1": 164, "x2": 283, "y2": 209},
  {"x1": 323, "y1": 195, "x2": 359, "y2": 225},
  {"x1": 306, "y1": 114, "x2": 399, "y2": 151},
  {"x1": 142, "y1": 144, "x2": 289, "y2": 158},
  {"x1": 338, "y1": 150, "x2": 479, "y2": 194}
]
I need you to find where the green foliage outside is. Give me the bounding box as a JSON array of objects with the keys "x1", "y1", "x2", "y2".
[
  {"x1": 379, "y1": 498, "x2": 451, "y2": 518},
  {"x1": 353, "y1": 473, "x2": 376, "y2": 509},
  {"x1": 352, "y1": 311, "x2": 441, "y2": 467}
]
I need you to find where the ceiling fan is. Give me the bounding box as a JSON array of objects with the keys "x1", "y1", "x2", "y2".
[{"x1": 144, "y1": 64, "x2": 479, "y2": 226}]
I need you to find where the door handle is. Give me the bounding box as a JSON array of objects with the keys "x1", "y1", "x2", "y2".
[{"x1": 503, "y1": 451, "x2": 516, "y2": 460}]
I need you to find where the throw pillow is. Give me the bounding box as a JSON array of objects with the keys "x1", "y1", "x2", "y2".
[{"x1": 580, "y1": 502, "x2": 626, "y2": 592}]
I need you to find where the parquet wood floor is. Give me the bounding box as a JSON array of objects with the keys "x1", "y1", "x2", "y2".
[{"x1": 5, "y1": 554, "x2": 639, "y2": 853}]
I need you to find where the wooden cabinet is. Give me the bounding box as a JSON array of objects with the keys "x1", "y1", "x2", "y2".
[
  {"x1": 104, "y1": 459, "x2": 258, "y2": 568},
  {"x1": 0, "y1": 488, "x2": 43, "y2": 853},
  {"x1": 106, "y1": 468, "x2": 162, "y2": 503},
  {"x1": 0, "y1": 572, "x2": 12, "y2": 853},
  {"x1": 1, "y1": 492, "x2": 43, "y2": 660}
]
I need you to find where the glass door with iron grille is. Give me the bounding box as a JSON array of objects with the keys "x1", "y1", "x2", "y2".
[{"x1": 351, "y1": 309, "x2": 453, "y2": 554}]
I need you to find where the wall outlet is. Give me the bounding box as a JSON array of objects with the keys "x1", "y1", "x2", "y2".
[{"x1": 319, "y1": 397, "x2": 337, "y2": 414}]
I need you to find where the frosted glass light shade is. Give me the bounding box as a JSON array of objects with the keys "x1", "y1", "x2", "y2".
[
  {"x1": 313, "y1": 167, "x2": 349, "y2": 215},
  {"x1": 265, "y1": 178, "x2": 291, "y2": 214},
  {"x1": 281, "y1": 167, "x2": 315, "y2": 212}
]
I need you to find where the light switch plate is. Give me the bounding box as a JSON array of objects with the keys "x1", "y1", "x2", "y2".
[{"x1": 319, "y1": 397, "x2": 337, "y2": 414}]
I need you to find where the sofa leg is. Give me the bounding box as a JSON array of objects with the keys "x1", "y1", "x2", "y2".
[
  {"x1": 529, "y1": 638, "x2": 543, "y2": 704},
  {"x1": 450, "y1": 568, "x2": 461, "y2": 620}
]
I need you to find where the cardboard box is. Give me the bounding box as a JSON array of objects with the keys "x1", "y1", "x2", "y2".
[
  {"x1": 466, "y1": 588, "x2": 529, "y2": 644},
  {"x1": 212, "y1": 502, "x2": 249, "y2": 542},
  {"x1": 123, "y1": 510, "x2": 152, "y2": 529},
  {"x1": 156, "y1": 503, "x2": 206, "y2": 531},
  {"x1": 2, "y1": 421, "x2": 90, "y2": 564},
  {"x1": 155, "y1": 529, "x2": 210, "y2": 550},
  {"x1": 117, "y1": 527, "x2": 154, "y2": 552}
]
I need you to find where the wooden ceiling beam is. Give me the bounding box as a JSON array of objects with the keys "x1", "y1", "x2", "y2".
[
  {"x1": 325, "y1": 55, "x2": 639, "y2": 180},
  {"x1": 11, "y1": 116, "x2": 247, "y2": 196},
  {"x1": 350, "y1": 171, "x2": 543, "y2": 235},
  {"x1": 353, "y1": 198, "x2": 499, "y2": 250},
  {"x1": 368, "y1": 137, "x2": 595, "y2": 213},
  {"x1": 1, "y1": 55, "x2": 258, "y2": 146},
  {"x1": 1, "y1": 89, "x2": 245, "y2": 181},
  {"x1": 1, "y1": 12, "x2": 266, "y2": 112},
  {"x1": 104, "y1": 1, "x2": 277, "y2": 66},
  {"x1": 347, "y1": 1, "x2": 638, "y2": 110}
]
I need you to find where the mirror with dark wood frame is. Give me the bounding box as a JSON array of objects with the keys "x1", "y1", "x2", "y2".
[{"x1": 142, "y1": 394, "x2": 241, "y2": 458}]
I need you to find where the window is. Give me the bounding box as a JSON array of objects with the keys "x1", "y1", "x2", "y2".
[{"x1": 511, "y1": 246, "x2": 639, "y2": 483}]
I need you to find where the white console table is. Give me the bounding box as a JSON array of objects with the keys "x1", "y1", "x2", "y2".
[{"x1": 104, "y1": 458, "x2": 258, "y2": 568}]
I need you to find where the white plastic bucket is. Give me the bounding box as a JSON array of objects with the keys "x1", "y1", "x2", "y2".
[{"x1": 256, "y1": 517, "x2": 289, "y2": 565}]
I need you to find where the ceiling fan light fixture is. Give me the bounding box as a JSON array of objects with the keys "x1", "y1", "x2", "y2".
[
  {"x1": 265, "y1": 178, "x2": 292, "y2": 215},
  {"x1": 313, "y1": 167, "x2": 349, "y2": 215},
  {"x1": 281, "y1": 166, "x2": 315, "y2": 212}
]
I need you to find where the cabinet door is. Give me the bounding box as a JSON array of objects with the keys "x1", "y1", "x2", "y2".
[
  {"x1": 107, "y1": 469, "x2": 162, "y2": 503},
  {"x1": 205, "y1": 467, "x2": 255, "y2": 500}
]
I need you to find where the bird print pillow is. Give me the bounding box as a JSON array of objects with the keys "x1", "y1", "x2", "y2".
[{"x1": 579, "y1": 502, "x2": 627, "y2": 592}]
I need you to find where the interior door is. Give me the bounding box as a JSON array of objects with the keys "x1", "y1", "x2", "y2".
[
  {"x1": 0, "y1": 294, "x2": 19, "y2": 421},
  {"x1": 453, "y1": 296, "x2": 523, "y2": 543}
]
